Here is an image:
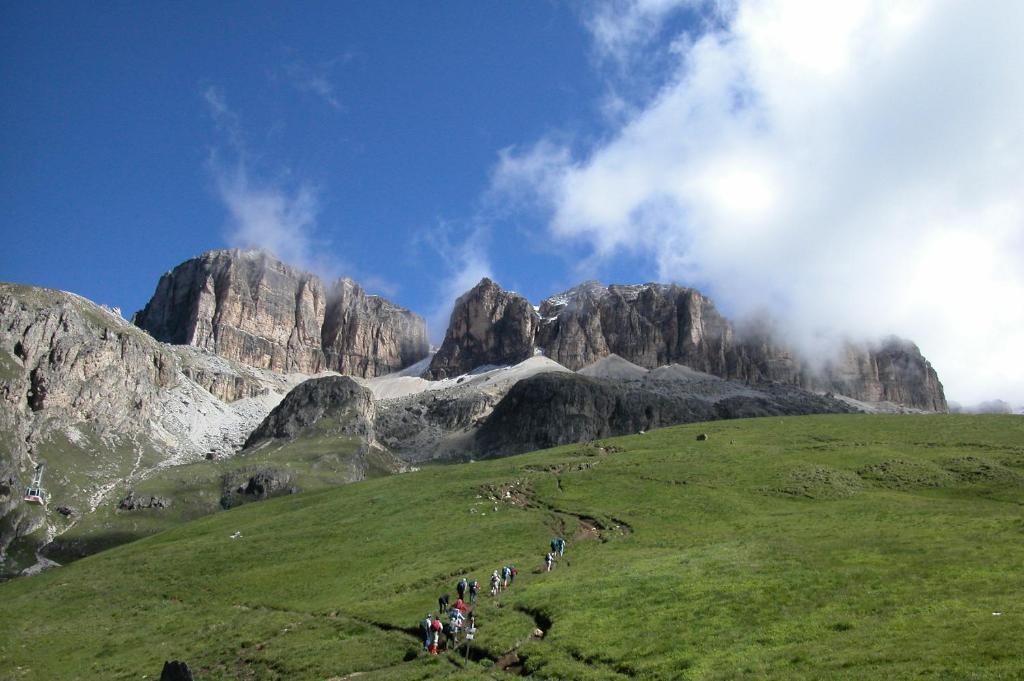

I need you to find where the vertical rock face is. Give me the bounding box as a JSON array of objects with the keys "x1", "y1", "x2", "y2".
[
  {"x1": 322, "y1": 278, "x2": 430, "y2": 378},
  {"x1": 134, "y1": 250, "x2": 428, "y2": 378},
  {"x1": 819, "y1": 337, "x2": 946, "y2": 412},
  {"x1": 436, "y1": 279, "x2": 946, "y2": 411},
  {"x1": 426, "y1": 278, "x2": 539, "y2": 380},
  {"x1": 134, "y1": 250, "x2": 328, "y2": 374},
  {"x1": 536, "y1": 282, "x2": 735, "y2": 375}
]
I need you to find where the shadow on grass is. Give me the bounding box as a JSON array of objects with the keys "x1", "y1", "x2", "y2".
[{"x1": 43, "y1": 530, "x2": 147, "y2": 564}]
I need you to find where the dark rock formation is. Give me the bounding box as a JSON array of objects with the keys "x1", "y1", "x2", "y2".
[
  {"x1": 118, "y1": 492, "x2": 172, "y2": 511},
  {"x1": 426, "y1": 278, "x2": 539, "y2": 379},
  {"x1": 244, "y1": 376, "x2": 375, "y2": 446},
  {"x1": 160, "y1": 660, "x2": 194, "y2": 681},
  {"x1": 374, "y1": 388, "x2": 499, "y2": 462},
  {"x1": 220, "y1": 468, "x2": 296, "y2": 505},
  {"x1": 476, "y1": 372, "x2": 854, "y2": 457},
  {"x1": 134, "y1": 250, "x2": 428, "y2": 378}
]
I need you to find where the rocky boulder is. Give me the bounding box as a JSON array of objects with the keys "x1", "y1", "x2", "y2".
[
  {"x1": 426, "y1": 278, "x2": 539, "y2": 379},
  {"x1": 475, "y1": 371, "x2": 854, "y2": 457},
  {"x1": 118, "y1": 492, "x2": 172, "y2": 511},
  {"x1": 244, "y1": 375, "x2": 376, "y2": 446}
]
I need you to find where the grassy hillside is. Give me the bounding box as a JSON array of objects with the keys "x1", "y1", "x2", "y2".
[
  {"x1": 45, "y1": 431, "x2": 402, "y2": 564},
  {"x1": 1, "y1": 414, "x2": 1022, "y2": 680}
]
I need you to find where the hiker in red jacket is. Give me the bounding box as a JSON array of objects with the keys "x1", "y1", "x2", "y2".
[{"x1": 429, "y1": 616, "x2": 443, "y2": 654}]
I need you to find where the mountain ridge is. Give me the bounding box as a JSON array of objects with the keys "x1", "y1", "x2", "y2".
[{"x1": 430, "y1": 277, "x2": 946, "y2": 411}]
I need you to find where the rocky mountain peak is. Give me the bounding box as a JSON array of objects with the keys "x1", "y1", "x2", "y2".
[
  {"x1": 134, "y1": 250, "x2": 428, "y2": 378},
  {"x1": 433, "y1": 277, "x2": 946, "y2": 411},
  {"x1": 425, "y1": 278, "x2": 539, "y2": 380}
]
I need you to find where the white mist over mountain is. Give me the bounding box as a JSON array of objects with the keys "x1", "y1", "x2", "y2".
[{"x1": 495, "y1": 0, "x2": 1024, "y2": 405}]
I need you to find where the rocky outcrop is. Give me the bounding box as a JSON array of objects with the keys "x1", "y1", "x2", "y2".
[
  {"x1": 244, "y1": 376, "x2": 376, "y2": 446},
  {"x1": 118, "y1": 492, "x2": 172, "y2": 511},
  {"x1": 134, "y1": 250, "x2": 428, "y2": 378},
  {"x1": 426, "y1": 278, "x2": 539, "y2": 379},
  {"x1": 818, "y1": 337, "x2": 946, "y2": 412},
  {"x1": 0, "y1": 284, "x2": 181, "y2": 571},
  {"x1": 180, "y1": 366, "x2": 268, "y2": 402},
  {"x1": 322, "y1": 278, "x2": 430, "y2": 378},
  {"x1": 160, "y1": 661, "x2": 194, "y2": 681},
  {"x1": 475, "y1": 371, "x2": 854, "y2": 457},
  {"x1": 0, "y1": 283, "x2": 308, "y2": 576},
  {"x1": 537, "y1": 282, "x2": 735, "y2": 374},
  {"x1": 134, "y1": 250, "x2": 328, "y2": 373},
  {"x1": 434, "y1": 279, "x2": 945, "y2": 411}
]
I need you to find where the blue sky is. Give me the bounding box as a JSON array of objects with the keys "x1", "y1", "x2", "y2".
[
  {"x1": 2, "y1": 1, "x2": 1023, "y2": 404},
  {"x1": 0, "y1": 2, "x2": 657, "y2": 319}
]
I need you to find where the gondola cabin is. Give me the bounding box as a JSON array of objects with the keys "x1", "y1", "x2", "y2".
[{"x1": 24, "y1": 463, "x2": 45, "y2": 505}]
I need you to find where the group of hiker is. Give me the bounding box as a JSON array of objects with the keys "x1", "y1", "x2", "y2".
[
  {"x1": 419, "y1": 537, "x2": 568, "y2": 655},
  {"x1": 545, "y1": 536, "x2": 566, "y2": 572}
]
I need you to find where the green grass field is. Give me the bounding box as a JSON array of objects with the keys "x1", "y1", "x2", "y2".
[{"x1": 1, "y1": 414, "x2": 1022, "y2": 680}]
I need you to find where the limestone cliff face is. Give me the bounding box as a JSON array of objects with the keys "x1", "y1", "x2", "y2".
[
  {"x1": 537, "y1": 282, "x2": 735, "y2": 375},
  {"x1": 818, "y1": 338, "x2": 946, "y2": 412},
  {"x1": 2, "y1": 286, "x2": 178, "y2": 429},
  {"x1": 134, "y1": 250, "x2": 428, "y2": 378},
  {"x1": 434, "y1": 279, "x2": 946, "y2": 411},
  {"x1": 426, "y1": 278, "x2": 539, "y2": 379},
  {"x1": 322, "y1": 278, "x2": 430, "y2": 378}
]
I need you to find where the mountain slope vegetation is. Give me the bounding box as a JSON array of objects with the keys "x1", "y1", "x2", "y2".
[{"x1": 1, "y1": 414, "x2": 1021, "y2": 680}]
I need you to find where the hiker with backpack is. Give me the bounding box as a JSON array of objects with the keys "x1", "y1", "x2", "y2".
[
  {"x1": 468, "y1": 578, "x2": 479, "y2": 604},
  {"x1": 555, "y1": 537, "x2": 566, "y2": 557},
  {"x1": 545, "y1": 552, "x2": 555, "y2": 572},
  {"x1": 429, "y1": 616, "x2": 443, "y2": 654},
  {"x1": 457, "y1": 577, "x2": 468, "y2": 601},
  {"x1": 490, "y1": 570, "x2": 501, "y2": 596},
  {"x1": 509, "y1": 565, "x2": 518, "y2": 585},
  {"x1": 501, "y1": 565, "x2": 512, "y2": 590},
  {"x1": 438, "y1": 593, "x2": 450, "y2": 615}
]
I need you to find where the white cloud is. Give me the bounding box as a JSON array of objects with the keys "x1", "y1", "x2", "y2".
[
  {"x1": 420, "y1": 224, "x2": 493, "y2": 344},
  {"x1": 585, "y1": 0, "x2": 699, "y2": 64},
  {"x1": 497, "y1": 0, "x2": 1024, "y2": 404},
  {"x1": 203, "y1": 87, "x2": 343, "y2": 280},
  {"x1": 280, "y1": 58, "x2": 348, "y2": 111}
]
